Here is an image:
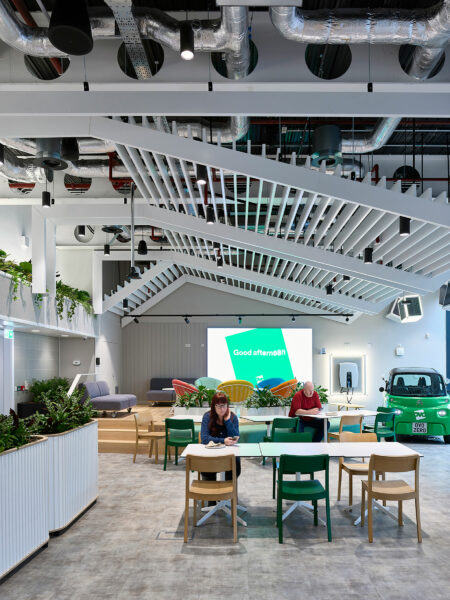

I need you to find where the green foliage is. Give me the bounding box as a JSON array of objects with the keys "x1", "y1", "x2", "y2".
[
  {"x1": 174, "y1": 386, "x2": 218, "y2": 408},
  {"x1": 31, "y1": 388, "x2": 96, "y2": 435},
  {"x1": 29, "y1": 377, "x2": 70, "y2": 403},
  {"x1": 245, "y1": 386, "x2": 284, "y2": 409},
  {"x1": 0, "y1": 409, "x2": 35, "y2": 454},
  {"x1": 0, "y1": 249, "x2": 93, "y2": 319}
]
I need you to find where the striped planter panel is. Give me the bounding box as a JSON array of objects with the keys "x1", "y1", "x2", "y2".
[
  {"x1": 47, "y1": 421, "x2": 98, "y2": 533},
  {"x1": 0, "y1": 437, "x2": 49, "y2": 579}
]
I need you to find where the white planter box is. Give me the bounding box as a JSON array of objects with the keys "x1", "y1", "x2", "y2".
[
  {"x1": 173, "y1": 407, "x2": 210, "y2": 416},
  {"x1": 246, "y1": 407, "x2": 286, "y2": 416},
  {"x1": 0, "y1": 436, "x2": 49, "y2": 580},
  {"x1": 46, "y1": 420, "x2": 98, "y2": 534}
]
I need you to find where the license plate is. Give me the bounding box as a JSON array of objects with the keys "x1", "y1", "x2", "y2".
[{"x1": 412, "y1": 422, "x2": 427, "y2": 434}]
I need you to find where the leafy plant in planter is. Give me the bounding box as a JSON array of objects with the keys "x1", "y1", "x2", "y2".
[
  {"x1": 174, "y1": 391, "x2": 199, "y2": 408},
  {"x1": 0, "y1": 409, "x2": 35, "y2": 453},
  {"x1": 174, "y1": 386, "x2": 218, "y2": 408},
  {"x1": 31, "y1": 388, "x2": 96, "y2": 434},
  {"x1": 0, "y1": 249, "x2": 93, "y2": 319},
  {"x1": 245, "y1": 386, "x2": 284, "y2": 409},
  {"x1": 29, "y1": 376, "x2": 70, "y2": 403}
]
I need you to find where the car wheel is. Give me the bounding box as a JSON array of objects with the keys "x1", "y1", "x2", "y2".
[{"x1": 443, "y1": 435, "x2": 450, "y2": 444}]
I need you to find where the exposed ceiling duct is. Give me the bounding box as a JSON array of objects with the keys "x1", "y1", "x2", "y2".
[
  {"x1": 0, "y1": 137, "x2": 115, "y2": 156},
  {"x1": 270, "y1": 3, "x2": 450, "y2": 80}
]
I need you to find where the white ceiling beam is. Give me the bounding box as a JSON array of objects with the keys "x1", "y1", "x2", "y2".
[
  {"x1": 87, "y1": 118, "x2": 450, "y2": 228},
  {"x1": 0, "y1": 89, "x2": 449, "y2": 117}
]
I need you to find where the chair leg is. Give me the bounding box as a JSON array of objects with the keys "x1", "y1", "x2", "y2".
[
  {"x1": 193, "y1": 499, "x2": 197, "y2": 527},
  {"x1": 277, "y1": 488, "x2": 283, "y2": 543},
  {"x1": 133, "y1": 439, "x2": 138, "y2": 463},
  {"x1": 368, "y1": 493, "x2": 373, "y2": 543},
  {"x1": 232, "y1": 496, "x2": 238, "y2": 543},
  {"x1": 154, "y1": 440, "x2": 159, "y2": 464},
  {"x1": 184, "y1": 496, "x2": 189, "y2": 543},
  {"x1": 175, "y1": 446, "x2": 178, "y2": 465},
  {"x1": 272, "y1": 459, "x2": 276, "y2": 500},
  {"x1": 337, "y1": 464, "x2": 342, "y2": 501},
  {"x1": 361, "y1": 486, "x2": 365, "y2": 527},
  {"x1": 349, "y1": 474, "x2": 353, "y2": 508},
  {"x1": 148, "y1": 439, "x2": 153, "y2": 459},
  {"x1": 415, "y1": 496, "x2": 422, "y2": 543},
  {"x1": 382, "y1": 473, "x2": 386, "y2": 506},
  {"x1": 163, "y1": 441, "x2": 168, "y2": 471},
  {"x1": 398, "y1": 500, "x2": 403, "y2": 526},
  {"x1": 325, "y1": 494, "x2": 332, "y2": 542},
  {"x1": 313, "y1": 500, "x2": 318, "y2": 526}
]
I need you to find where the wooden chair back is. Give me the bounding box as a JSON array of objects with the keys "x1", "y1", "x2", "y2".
[
  {"x1": 367, "y1": 454, "x2": 420, "y2": 493},
  {"x1": 186, "y1": 453, "x2": 236, "y2": 475},
  {"x1": 339, "y1": 431, "x2": 377, "y2": 443},
  {"x1": 339, "y1": 414, "x2": 364, "y2": 434}
]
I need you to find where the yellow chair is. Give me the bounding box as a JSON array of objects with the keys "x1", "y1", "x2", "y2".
[
  {"x1": 271, "y1": 379, "x2": 298, "y2": 398},
  {"x1": 217, "y1": 379, "x2": 254, "y2": 404},
  {"x1": 328, "y1": 414, "x2": 364, "y2": 442},
  {"x1": 361, "y1": 453, "x2": 422, "y2": 543},
  {"x1": 184, "y1": 454, "x2": 238, "y2": 543},
  {"x1": 337, "y1": 431, "x2": 378, "y2": 508},
  {"x1": 133, "y1": 413, "x2": 165, "y2": 464}
]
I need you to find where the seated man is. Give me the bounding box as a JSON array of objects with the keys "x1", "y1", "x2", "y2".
[{"x1": 288, "y1": 381, "x2": 329, "y2": 442}]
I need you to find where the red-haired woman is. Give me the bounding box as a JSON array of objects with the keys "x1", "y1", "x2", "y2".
[{"x1": 200, "y1": 392, "x2": 241, "y2": 483}]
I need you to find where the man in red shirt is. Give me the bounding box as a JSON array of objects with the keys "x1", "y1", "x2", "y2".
[{"x1": 288, "y1": 381, "x2": 329, "y2": 442}]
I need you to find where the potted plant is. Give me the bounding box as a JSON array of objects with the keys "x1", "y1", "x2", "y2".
[
  {"x1": 0, "y1": 410, "x2": 48, "y2": 579},
  {"x1": 32, "y1": 388, "x2": 98, "y2": 534},
  {"x1": 173, "y1": 386, "x2": 214, "y2": 416},
  {"x1": 17, "y1": 377, "x2": 70, "y2": 419},
  {"x1": 244, "y1": 387, "x2": 285, "y2": 416}
]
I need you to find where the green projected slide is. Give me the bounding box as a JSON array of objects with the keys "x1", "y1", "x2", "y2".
[{"x1": 225, "y1": 328, "x2": 294, "y2": 384}]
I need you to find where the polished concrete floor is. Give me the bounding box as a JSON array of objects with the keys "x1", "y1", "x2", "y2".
[{"x1": 2, "y1": 438, "x2": 450, "y2": 600}]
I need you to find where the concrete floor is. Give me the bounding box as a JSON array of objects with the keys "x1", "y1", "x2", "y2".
[{"x1": 2, "y1": 438, "x2": 450, "y2": 600}]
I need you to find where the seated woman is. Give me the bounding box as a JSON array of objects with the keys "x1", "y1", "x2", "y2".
[{"x1": 201, "y1": 392, "x2": 241, "y2": 481}]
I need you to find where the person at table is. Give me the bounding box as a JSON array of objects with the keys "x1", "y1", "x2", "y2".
[
  {"x1": 288, "y1": 381, "x2": 329, "y2": 442},
  {"x1": 201, "y1": 392, "x2": 241, "y2": 481}
]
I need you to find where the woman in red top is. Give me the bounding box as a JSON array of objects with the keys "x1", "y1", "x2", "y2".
[{"x1": 288, "y1": 381, "x2": 329, "y2": 442}]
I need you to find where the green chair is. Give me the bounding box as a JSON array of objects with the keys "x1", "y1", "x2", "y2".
[
  {"x1": 271, "y1": 431, "x2": 313, "y2": 499},
  {"x1": 363, "y1": 408, "x2": 397, "y2": 441},
  {"x1": 164, "y1": 418, "x2": 195, "y2": 471},
  {"x1": 194, "y1": 377, "x2": 221, "y2": 390},
  {"x1": 277, "y1": 454, "x2": 332, "y2": 544},
  {"x1": 262, "y1": 417, "x2": 298, "y2": 465}
]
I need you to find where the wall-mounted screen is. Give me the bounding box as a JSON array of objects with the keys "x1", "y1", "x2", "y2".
[{"x1": 207, "y1": 328, "x2": 312, "y2": 386}]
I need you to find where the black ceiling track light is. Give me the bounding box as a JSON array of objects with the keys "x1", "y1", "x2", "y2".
[
  {"x1": 41, "y1": 190, "x2": 51, "y2": 208},
  {"x1": 399, "y1": 216, "x2": 411, "y2": 237},
  {"x1": 77, "y1": 225, "x2": 86, "y2": 237},
  {"x1": 180, "y1": 21, "x2": 194, "y2": 61},
  {"x1": 137, "y1": 239, "x2": 148, "y2": 255},
  {"x1": 196, "y1": 164, "x2": 208, "y2": 186},
  {"x1": 184, "y1": 316, "x2": 190, "y2": 324},
  {"x1": 206, "y1": 204, "x2": 215, "y2": 224},
  {"x1": 364, "y1": 247, "x2": 373, "y2": 264},
  {"x1": 123, "y1": 299, "x2": 129, "y2": 309},
  {"x1": 103, "y1": 244, "x2": 110, "y2": 256},
  {"x1": 121, "y1": 312, "x2": 354, "y2": 323},
  {"x1": 343, "y1": 275, "x2": 351, "y2": 281},
  {"x1": 217, "y1": 256, "x2": 224, "y2": 268},
  {"x1": 325, "y1": 284, "x2": 333, "y2": 295},
  {"x1": 49, "y1": 0, "x2": 93, "y2": 56}
]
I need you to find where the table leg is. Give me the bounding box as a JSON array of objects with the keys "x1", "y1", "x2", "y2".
[
  {"x1": 323, "y1": 417, "x2": 328, "y2": 443},
  {"x1": 266, "y1": 421, "x2": 271, "y2": 436}
]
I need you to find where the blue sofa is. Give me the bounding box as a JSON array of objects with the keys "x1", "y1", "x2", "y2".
[{"x1": 79, "y1": 381, "x2": 137, "y2": 415}]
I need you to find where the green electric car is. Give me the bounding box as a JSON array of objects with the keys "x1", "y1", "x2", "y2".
[{"x1": 379, "y1": 368, "x2": 450, "y2": 443}]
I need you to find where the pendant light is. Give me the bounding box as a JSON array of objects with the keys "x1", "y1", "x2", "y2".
[
  {"x1": 206, "y1": 204, "x2": 215, "y2": 225},
  {"x1": 326, "y1": 284, "x2": 333, "y2": 295},
  {"x1": 48, "y1": 0, "x2": 93, "y2": 56},
  {"x1": 42, "y1": 190, "x2": 51, "y2": 208},
  {"x1": 364, "y1": 247, "x2": 373, "y2": 264},
  {"x1": 180, "y1": 21, "x2": 194, "y2": 61},
  {"x1": 399, "y1": 216, "x2": 411, "y2": 237},
  {"x1": 196, "y1": 164, "x2": 208, "y2": 186},
  {"x1": 104, "y1": 244, "x2": 110, "y2": 256}
]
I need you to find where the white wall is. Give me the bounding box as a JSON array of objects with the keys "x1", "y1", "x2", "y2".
[
  {"x1": 0, "y1": 206, "x2": 32, "y2": 263},
  {"x1": 121, "y1": 282, "x2": 446, "y2": 409},
  {"x1": 59, "y1": 337, "x2": 95, "y2": 385},
  {"x1": 96, "y1": 312, "x2": 122, "y2": 394},
  {"x1": 14, "y1": 332, "x2": 59, "y2": 407},
  {"x1": 56, "y1": 248, "x2": 93, "y2": 296}
]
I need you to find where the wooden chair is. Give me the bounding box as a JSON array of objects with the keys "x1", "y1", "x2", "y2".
[
  {"x1": 147, "y1": 419, "x2": 166, "y2": 464},
  {"x1": 328, "y1": 414, "x2": 364, "y2": 442},
  {"x1": 133, "y1": 413, "x2": 165, "y2": 464},
  {"x1": 361, "y1": 453, "x2": 422, "y2": 543},
  {"x1": 184, "y1": 454, "x2": 238, "y2": 543},
  {"x1": 217, "y1": 380, "x2": 254, "y2": 404},
  {"x1": 337, "y1": 431, "x2": 378, "y2": 508},
  {"x1": 271, "y1": 379, "x2": 298, "y2": 399}
]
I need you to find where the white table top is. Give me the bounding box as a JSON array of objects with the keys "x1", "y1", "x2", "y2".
[
  {"x1": 308, "y1": 410, "x2": 377, "y2": 420},
  {"x1": 259, "y1": 441, "x2": 422, "y2": 458},
  {"x1": 181, "y1": 443, "x2": 262, "y2": 458},
  {"x1": 167, "y1": 414, "x2": 204, "y2": 423},
  {"x1": 242, "y1": 415, "x2": 291, "y2": 423}
]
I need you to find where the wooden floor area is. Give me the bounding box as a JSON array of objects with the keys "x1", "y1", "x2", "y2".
[{"x1": 98, "y1": 405, "x2": 172, "y2": 455}]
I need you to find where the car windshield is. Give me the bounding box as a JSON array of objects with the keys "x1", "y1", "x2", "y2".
[{"x1": 391, "y1": 373, "x2": 446, "y2": 397}]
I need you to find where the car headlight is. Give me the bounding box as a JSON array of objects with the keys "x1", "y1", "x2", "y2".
[{"x1": 438, "y1": 410, "x2": 447, "y2": 417}]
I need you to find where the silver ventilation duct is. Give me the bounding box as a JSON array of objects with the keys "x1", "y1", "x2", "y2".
[
  {"x1": 340, "y1": 117, "x2": 401, "y2": 154},
  {"x1": 0, "y1": 144, "x2": 46, "y2": 183},
  {"x1": 270, "y1": 3, "x2": 450, "y2": 80},
  {"x1": 0, "y1": 137, "x2": 116, "y2": 156}
]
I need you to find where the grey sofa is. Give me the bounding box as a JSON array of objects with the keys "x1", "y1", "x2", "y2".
[
  {"x1": 79, "y1": 381, "x2": 137, "y2": 414},
  {"x1": 146, "y1": 377, "x2": 197, "y2": 405}
]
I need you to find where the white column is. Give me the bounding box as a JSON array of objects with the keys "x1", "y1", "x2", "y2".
[
  {"x1": 31, "y1": 207, "x2": 46, "y2": 295},
  {"x1": 0, "y1": 330, "x2": 14, "y2": 414},
  {"x1": 92, "y1": 251, "x2": 103, "y2": 314},
  {"x1": 45, "y1": 219, "x2": 56, "y2": 296}
]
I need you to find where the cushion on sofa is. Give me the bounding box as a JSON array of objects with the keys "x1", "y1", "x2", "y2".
[
  {"x1": 79, "y1": 381, "x2": 101, "y2": 401},
  {"x1": 97, "y1": 381, "x2": 110, "y2": 396},
  {"x1": 90, "y1": 395, "x2": 136, "y2": 410},
  {"x1": 147, "y1": 390, "x2": 174, "y2": 404},
  {"x1": 150, "y1": 378, "x2": 173, "y2": 391}
]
